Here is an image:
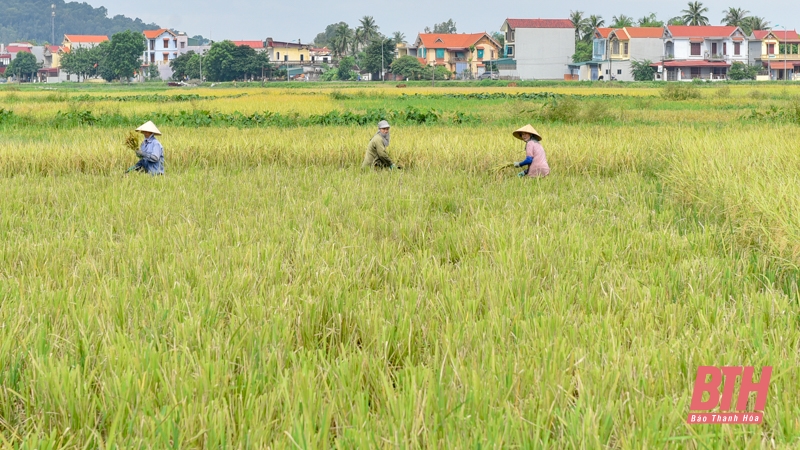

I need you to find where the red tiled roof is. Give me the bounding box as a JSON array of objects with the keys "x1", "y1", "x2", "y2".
[
  {"x1": 595, "y1": 28, "x2": 615, "y2": 38},
  {"x1": 6, "y1": 46, "x2": 32, "y2": 53},
  {"x1": 768, "y1": 30, "x2": 800, "y2": 41},
  {"x1": 64, "y1": 35, "x2": 109, "y2": 43},
  {"x1": 752, "y1": 30, "x2": 770, "y2": 40},
  {"x1": 505, "y1": 19, "x2": 573, "y2": 29},
  {"x1": 418, "y1": 33, "x2": 491, "y2": 49},
  {"x1": 232, "y1": 40, "x2": 265, "y2": 48},
  {"x1": 622, "y1": 27, "x2": 664, "y2": 38},
  {"x1": 143, "y1": 29, "x2": 174, "y2": 39},
  {"x1": 666, "y1": 26, "x2": 737, "y2": 38},
  {"x1": 769, "y1": 61, "x2": 800, "y2": 69},
  {"x1": 652, "y1": 60, "x2": 730, "y2": 67}
]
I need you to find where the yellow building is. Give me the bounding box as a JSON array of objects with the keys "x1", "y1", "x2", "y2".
[
  {"x1": 62, "y1": 34, "x2": 109, "y2": 53},
  {"x1": 266, "y1": 38, "x2": 311, "y2": 64},
  {"x1": 753, "y1": 30, "x2": 800, "y2": 80},
  {"x1": 414, "y1": 32, "x2": 501, "y2": 78}
]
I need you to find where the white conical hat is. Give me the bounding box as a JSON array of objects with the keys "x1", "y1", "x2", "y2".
[
  {"x1": 512, "y1": 124, "x2": 542, "y2": 141},
  {"x1": 135, "y1": 121, "x2": 161, "y2": 135}
]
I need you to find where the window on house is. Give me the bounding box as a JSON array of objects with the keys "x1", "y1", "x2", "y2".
[
  {"x1": 617, "y1": 69, "x2": 622, "y2": 75},
  {"x1": 300, "y1": 54, "x2": 304, "y2": 62},
  {"x1": 477, "y1": 49, "x2": 484, "y2": 59},
  {"x1": 284, "y1": 55, "x2": 288, "y2": 61},
  {"x1": 768, "y1": 43, "x2": 775, "y2": 54},
  {"x1": 711, "y1": 43, "x2": 717, "y2": 55},
  {"x1": 276, "y1": 52, "x2": 280, "y2": 60},
  {"x1": 435, "y1": 49, "x2": 444, "y2": 59},
  {"x1": 690, "y1": 67, "x2": 701, "y2": 78},
  {"x1": 723, "y1": 43, "x2": 727, "y2": 55},
  {"x1": 734, "y1": 42, "x2": 741, "y2": 55},
  {"x1": 506, "y1": 46, "x2": 513, "y2": 56},
  {"x1": 612, "y1": 40, "x2": 620, "y2": 54},
  {"x1": 150, "y1": 40, "x2": 155, "y2": 50},
  {"x1": 490, "y1": 50, "x2": 494, "y2": 59},
  {"x1": 691, "y1": 43, "x2": 701, "y2": 55},
  {"x1": 163, "y1": 53, "x2": 168, "y2": 62},
  {"x1": 150, "y1": 54, "x2": 155, "y2": 63},
  {"x1": 605, "y1": 69, "x2": 609, "y2": 74},
  {"x1": 623, "y1": 43, "x2": 628, "y2": 55},
  {"x1": 163, "y1": 38, "x2": 169, "y2": 48}
]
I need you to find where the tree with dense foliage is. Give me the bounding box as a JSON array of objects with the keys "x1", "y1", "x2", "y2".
[
  {"x1": 390, "y1": 55, "x2": 424, "y2": 79},
  {"x1": 358, "y1": 16, "x2": 380, "y2": 46},
  {"x1": 610, "y1": 15, "x2": 634, "y2": 28},
  {"x1": 728, "y1": 61, "x2": 760, "y2": 80},
  {"x1": 637, "y1": 13, "x2": 664, "y2": 27},
  {"x1": 203, "y1": 40, "x2": 237, "y2": 82},
  {"x1": 569, "y1": 11, "x2": 588, "y2": 41},
  {"x1": 721, "y1": 8, "x2": 749, "y2": 27},
  {"x1": 572, "y1": 40, "x2": 593, "y2": 63},
  {"x1": 492, "y1": 32, "x2": 505, "y2": 51},
  {"x1": 100, "y1": 30, "x2": 146, "y2": 82},
  {"x1": 337, "y1": 56, "x2": 357, "y2": 80},
  {"x1": 0, "y1": 0, "x2": 160, "y2": 44},
  {"x1": 630, "y1": 59, "x2": 656, "y2": 81},
  {"x1": 60, "y1": 46, "x2": 97, "y2": 81},
  {"x1": 169, "y1": 51, "x2": 197, "y2": 80},
  {"x1": 5, "y1": 51, "x2": 39, "y2": 81},
  {"x1": 681, "y1": 2, "x2": 710, "y2": 26},
  {"x1": 424, "y1": 19, "x2": 457, "y2": 34},
  {"x1": 363, "y1": 37, "x2": 395, "y2": 78},
  {"x1": 313, "y1": 22, "x2": 347, "y2": 48},
  {"x1": 668, "y1": 16, "x2": 687, "y2": 25},
  {"x1": 587, "y1": 15, "x2": 605, "y2": 33}
]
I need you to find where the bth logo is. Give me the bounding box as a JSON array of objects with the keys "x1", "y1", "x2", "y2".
[{"x1": 687, "y1": 366, "x2": 772, "y2": 424}]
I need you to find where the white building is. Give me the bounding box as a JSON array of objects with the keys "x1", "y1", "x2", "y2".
[
  {"x1": 143, "y1": 29, "x2": 189, "y2": 80},
  {"x1": 656, "y1": 26, "x2": 749, "y2": 81},
  {"x1": 499, "y1": 18, "x2": 575, "y2": 80}
]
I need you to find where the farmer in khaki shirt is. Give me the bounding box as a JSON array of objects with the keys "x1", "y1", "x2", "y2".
[{"x1": 362, "y1": 120, "x2": 400, "y2": 169}]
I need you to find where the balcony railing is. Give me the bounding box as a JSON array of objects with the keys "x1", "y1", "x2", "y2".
[
  {"x1": 704, "y1": 53, "x2": 726, "y2": 61},
  {"x1": 448, "y1": 57, "x2": 469, "y2": 63}
]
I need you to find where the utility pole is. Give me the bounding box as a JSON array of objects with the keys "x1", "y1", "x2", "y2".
[
  {"x1": 381, "y1": 38, "x2": 384, "y2": 82},
  {"x1": 51, "y1": 4, "x2": 55, "y2": 45}
]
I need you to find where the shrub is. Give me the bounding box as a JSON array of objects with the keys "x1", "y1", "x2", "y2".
[{"x1": 661, "y1": 83, "x2": 701, "y2": 100}]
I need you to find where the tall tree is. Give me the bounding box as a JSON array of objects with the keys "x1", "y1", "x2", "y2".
[
  {"x1": 392, "y1": 31, "x2": 407, "y2": 45},
  {"x1": 610, "y1": 15, "x2": 634, "y2": 28},
  {"x1": 102, "y1": 30, "x2": 146, "y2": 82},
  {"x1": 637, "y1": 13, "x2": 664, "y2": 27},
  {"x1": 681, "y1": 1, "x2": 710, "y2": 26},
  {"x1": 587, "y1": 15, "x2": 605, "y2": 31},
  {"x1": 313, "y1": 22, "x2": 348, "y2": 48},
  {"x1": 359, "y1": 16, "x2": 380, "y2": 43},
  {"x1": 668, "y1": 16, "x2": 686, "y2": 25},
  {"x1": 390, "y1": 55, "x2": 424, "y2": 79},
  {"x1": 569, "y1": 11, "x2": 588, "y2": 41},
  {"x1": 740, "y1": 16, "x2": 770, "y2": 35},
  {"x1": 332, "y1": 23, "x2": 353, "y2": 57},
  {"x1": 363, "y1": 38, "x2": 395, "y2": 77},
  {"x1": 721, "y1": 7, "x2": 750, "y2": 27}
]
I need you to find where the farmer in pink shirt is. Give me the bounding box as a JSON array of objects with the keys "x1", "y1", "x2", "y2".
[{"x1": 511, "y1": 124, "x2": 550, "y2": 178}]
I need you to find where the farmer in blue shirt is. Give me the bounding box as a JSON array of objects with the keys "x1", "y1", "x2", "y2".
[{"x1": 127, "y1": 121, "x2": 165, "y2": 175}]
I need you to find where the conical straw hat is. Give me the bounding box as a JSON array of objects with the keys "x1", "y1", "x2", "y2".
[
  {"x1": 135, "y1": 121, "x2": 162, "y2": 135},
  {"x1": 512, "y1": 124, "x2": 542, "y2": 141}
]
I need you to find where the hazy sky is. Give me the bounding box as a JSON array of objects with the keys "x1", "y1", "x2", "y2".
[{"x1": 86, "y1": 0, "x2": 798, "y2": 42}]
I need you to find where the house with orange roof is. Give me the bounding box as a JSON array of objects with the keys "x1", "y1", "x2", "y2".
[
  {"x1": 141, "y1": 29, "x2": 188, "y2": 80},
  {"x1": 750, "y1": 30, "x2": 799, "y2": 80},
  {"x1": 62, "y1": 35, "x2": 108, "y2": 52},
  {"x1": 605, "y1": 27, "x2": 664, "y2": 81},
  {"x1": 414, "y1": 32, "x2": 501, "y2": 78},
  {"x1": 499, "y1": 19, "x2": 574, "y2": 80},
  {"x1": 654, "y1": 26, "x2": 748, "y2": 81}
]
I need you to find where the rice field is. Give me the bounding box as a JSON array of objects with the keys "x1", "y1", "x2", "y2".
[{"x1": 1, "y1": 81, "x2": 800, "y2": 448}]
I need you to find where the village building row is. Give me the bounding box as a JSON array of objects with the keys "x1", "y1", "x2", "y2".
[{"x1": 1, "y1": 20, "x2": 799, "y2": 82}]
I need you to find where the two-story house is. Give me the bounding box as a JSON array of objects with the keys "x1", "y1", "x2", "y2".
[
  {"x1": 142, "y1": 29, "x2": 189, "y2": 80},
  {"x1": 656, "y1": 26, "x2": 748, "y2": 81},
  {"x1": 751, "y1": 30, "x2": 799, "y2": 80},
  {"x1": 499, "y1": 18, "x2": 574, "y2": 80},
  {"x1": 604, "y1": 27, "x2": 664, "y2": 81},
  {"x1": 414, "y1": 32, "x2": 501, "y2": 78}
]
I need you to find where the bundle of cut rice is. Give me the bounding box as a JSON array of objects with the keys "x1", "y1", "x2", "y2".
[{"x1": 124, "y1": 131, "x2": 141, "y2": 152}]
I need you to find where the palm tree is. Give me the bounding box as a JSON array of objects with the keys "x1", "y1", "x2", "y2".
[
  {"x1": 569, "y1": 10, "x2": 588, "y2": 42},
  {"x1": 637, "y1": 13, "x2": 664, "y2": 27},
  {"x1": 581, "y1": 15, "x2": 605, "y2": 42},
  {"x1": 359, "y1": 16, "x2": 380, "y2": 43},
  {"x1": 740, "y1": 16, "x2": 770, "y2": 35},
  {"x1": 392, "y1": 31, "x2": 407, "y2": 45},
  {"x1": 610, "y1": 15, "x2": 634, "y2": 28},
  {"x1": 681, "y1": 1, "x2": 710, "y2": 26},
  {"x1": 721, "y1": 7, "x2": 749, "y2": 27},
  {"x1": 352, "y1": 27, "x2": 365, "y2": 53},
  {"x1": 332, "y1": 24, "x2": 353, "y2": 57}
]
